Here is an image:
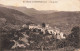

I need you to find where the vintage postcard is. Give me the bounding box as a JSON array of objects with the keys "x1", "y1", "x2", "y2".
[{"x1": 0, "y1": 0, "x2": 80, "y2": 51}]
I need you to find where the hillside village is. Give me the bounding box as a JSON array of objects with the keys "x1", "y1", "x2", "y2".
[
  {"x1": 22, "y1": 23, "x2": 65, "y2": 40},
  {"x1": 9, "y1": 23, "x2": 66, "y2": 49}
]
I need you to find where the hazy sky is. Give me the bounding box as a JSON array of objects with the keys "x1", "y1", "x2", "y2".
[{"x1": 0, "y1": 0, "x2": 80, "y2": 11}]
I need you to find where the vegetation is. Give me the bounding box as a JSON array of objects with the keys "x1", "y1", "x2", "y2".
[
  {"x1": 67, "y1": 26, "x2": 80, "y2": 48},
  {"x1": 0, "y1": 25, "x2": 80, "y2": 51}
]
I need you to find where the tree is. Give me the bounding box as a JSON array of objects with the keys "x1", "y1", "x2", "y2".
[
  {"x1": 42, "y1": 23, "x2": 46, "y2": 27},
  {"x1": 67, "y1": 26, "x2": 80, "y2": 48}
]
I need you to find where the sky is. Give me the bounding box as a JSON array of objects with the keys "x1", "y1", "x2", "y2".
[{"x1": 0, "y1": 0, "x2": 80, "y2": 11}]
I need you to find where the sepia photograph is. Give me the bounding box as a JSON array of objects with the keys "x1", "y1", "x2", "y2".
[{"x1": 0, "y1": 0, "x2": 80, "y2": 51}]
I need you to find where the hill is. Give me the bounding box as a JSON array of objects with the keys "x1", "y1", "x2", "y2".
[
  {"x1": 0, "y1": 6, "x2": 35, "y2": 30},
  {"x1": 32, "y1": 11, "x2": 80, "y2": 34},
  {"x1": 1, "y1": 4, "x2": 80, "y2": 34}
]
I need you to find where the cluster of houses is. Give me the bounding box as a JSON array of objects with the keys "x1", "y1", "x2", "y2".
[{"x1": 22, "y1": 23, "x2": 65, "y2": 40}]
